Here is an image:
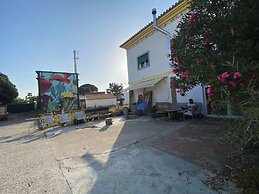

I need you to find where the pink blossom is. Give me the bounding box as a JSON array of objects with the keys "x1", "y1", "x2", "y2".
[
  {"x1": 177, "y1": 88, "x2": 185, "y2": 96},
  {"x1": 181, "y1": 71, "x2": 190, "y2": 81},
  {"x1": 210, "y1": 64, "x2": 216, "y2": 70},
  {"x1": 228, "y1": 81, "x2": 236, "y2": 87},
  {"x1": 207, "y1": 86, "x2": 213, "y2": 96},
  {"x1": 188, "y1": 13, "x2": 196, "y2": 25},
  {"x1": 181, "y1": 71, "x2": 188, "y2": 78},
  {"x1": 217, "y1": 75, "x2": 225, "y2": 83},
  {"x1": 172, "y1": 69, "x2": 177, "y2": 74},
  {"x1": 217, "y1": 72, "x2": 229, "y2": 83},
  {"x1": 233, "y1": 72, "x2": 241, "y2": 79},
  {"x1": 222, "y1": 72, "x2": 229, "y2": 79}
]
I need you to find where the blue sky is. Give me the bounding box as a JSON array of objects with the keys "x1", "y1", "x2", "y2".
[{"x1": 0, "y1": 0, "x2": 177, "y2": 98}]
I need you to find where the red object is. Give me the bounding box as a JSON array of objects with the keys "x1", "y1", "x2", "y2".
[
  {"x1": 40, "y1": 77, "x2": 52, "y2": 93},
  {"x1": 52, "y1": 75, "x2": 70, "y2": 84}
]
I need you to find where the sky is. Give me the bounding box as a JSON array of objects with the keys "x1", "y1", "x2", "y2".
[{"x1": 0, "y1": 0, "x2": 177, "y2": 98}]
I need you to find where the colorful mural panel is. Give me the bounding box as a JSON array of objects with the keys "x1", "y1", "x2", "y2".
[{"x1": 36, "y1": 71, "x2": 79, "y2": 112}]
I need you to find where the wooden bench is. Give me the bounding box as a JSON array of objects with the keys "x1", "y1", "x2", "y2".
[{"x1": 154, "y1": 102, "x2": 202, "y2": 120}]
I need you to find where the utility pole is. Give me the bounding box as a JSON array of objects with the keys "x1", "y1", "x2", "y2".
[{"x1": 73, "y1": 50, "x2": 79, "y2": 73}]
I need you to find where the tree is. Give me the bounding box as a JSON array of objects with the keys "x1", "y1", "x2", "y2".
[
  {"x1": 12, "y1": 98, "x2": 27, "y2": 104},
  {"x1": 171, "y1": 0, "x2": 258, "y2": 146},
  {"x1": 108, "y1": 82, "x2": 123, "y2": 99},
  {"x1": 26, "y1": 95, "x2": 38, "y2": 104},
  {"x1": 78, "y1": 84, "x2": 98, "y2": 95},
  {"x1": 0, "y1": 73, "x2": 18, "y2": 105}
]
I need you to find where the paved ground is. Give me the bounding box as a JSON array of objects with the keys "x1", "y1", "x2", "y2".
[{"x1": 0, "y1": 114, "x2": 237, "y2": 193}]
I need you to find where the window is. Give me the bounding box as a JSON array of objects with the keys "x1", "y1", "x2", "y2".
[{"x1": 137, "y1": 52, "x2": 150, "y2": 70}]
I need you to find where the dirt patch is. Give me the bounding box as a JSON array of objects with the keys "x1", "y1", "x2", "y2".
[{"x1": 152, "y1": 118, "x2": 237, "y2": 192}]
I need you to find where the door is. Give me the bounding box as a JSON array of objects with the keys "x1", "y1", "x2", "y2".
[{"x1": 144, "y1": 91, "x2": 152, "y2": 113}]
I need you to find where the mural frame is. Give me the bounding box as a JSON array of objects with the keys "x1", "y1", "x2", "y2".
[{"x1": 36, "y1": 71, "x2": 80, "y2": 113}]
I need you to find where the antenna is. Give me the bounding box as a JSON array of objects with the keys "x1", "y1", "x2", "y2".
[{"x1": 73, "y1": 50, "x2": 79, "y2": 73}]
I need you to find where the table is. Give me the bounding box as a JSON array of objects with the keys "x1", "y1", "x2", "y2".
[{"x1": 165, "y1": 109, "x2": 183, "y2": 120}]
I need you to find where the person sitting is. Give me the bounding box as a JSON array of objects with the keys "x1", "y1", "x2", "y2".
[{"x1": 184, "y1": 99, "x2": 197, "y2": 119}]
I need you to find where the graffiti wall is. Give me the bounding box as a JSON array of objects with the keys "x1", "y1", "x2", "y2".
[{"x1": 36, "y1": 71, "x2": 79, "y2": 112}]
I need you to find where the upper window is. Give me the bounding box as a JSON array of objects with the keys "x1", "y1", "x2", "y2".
[{"x1": 137, "y1": 53, "x2": 150, "y2": 70}]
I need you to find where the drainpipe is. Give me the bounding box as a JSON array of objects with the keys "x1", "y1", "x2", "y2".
[{"x1": 152, "y1": 8, "x2": 171, "y2": 58}]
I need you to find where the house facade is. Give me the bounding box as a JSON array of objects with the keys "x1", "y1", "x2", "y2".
[
  {"x1": 120, "y1": 0, "x2": 208, "y2": 115},
  {"x1": 80, "y1": 92, "x2": 117, "y2": 108}
]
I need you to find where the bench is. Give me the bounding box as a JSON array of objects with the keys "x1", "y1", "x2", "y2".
[
  {"x1": 154, "y1": 102, "x2": 202, "y2": 120},
  {"x1": 74, "y1": 111, "x2": 86, "y2": 124},
  {"x1": 59, "y1": 113, "x2": 71, "y2": 126}
]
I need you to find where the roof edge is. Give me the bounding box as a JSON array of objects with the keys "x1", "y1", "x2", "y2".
[{"x1": 120, "y1": 0, "x2": 190, "y2": 49}]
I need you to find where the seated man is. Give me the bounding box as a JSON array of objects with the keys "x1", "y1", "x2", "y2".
[{"x1": 184, "y1": 99, "x2": 197, "y2": 119}]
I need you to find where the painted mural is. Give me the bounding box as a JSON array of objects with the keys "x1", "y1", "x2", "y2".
[{"x1": 37, "y1": 71, "x2": 79, "y2": 112}]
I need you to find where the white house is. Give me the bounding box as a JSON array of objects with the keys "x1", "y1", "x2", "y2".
[
  {"x1": 82, "y1": 93, "x2": 117, "y2": 108},
  {"x1": 120, "y1": 0, "x2": 208, "y2": 115}
]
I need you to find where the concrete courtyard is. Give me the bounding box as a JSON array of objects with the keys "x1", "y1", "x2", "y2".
[{"x1": 0, "y1": 114, "x2": 236, "y2": 194}]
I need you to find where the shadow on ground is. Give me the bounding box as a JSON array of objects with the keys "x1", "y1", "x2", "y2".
[
  {"x1": 0, "y1": 119, "x2": 103, "y2": 144},
  {"x1": 0, "y1": 112, "x2": 38, "y2": 127},
  {"x1": 58, "y1": 117, "x2": 235, "y2": 194}
]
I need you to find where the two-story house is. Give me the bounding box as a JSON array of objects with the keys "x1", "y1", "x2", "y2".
[{"x1": 120, "y1": 0, "x2": 207, "y2": 115}]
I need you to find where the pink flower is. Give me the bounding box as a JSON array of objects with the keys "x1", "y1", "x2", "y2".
[
  {"x1": 177, "y1": 88, "x2": 185, "y2": 96},
  {"x1": 233, "y1": 72, "x2": 241, "y2": 79},
  {"x1": 217, "y1": 76, "x2": 225, "y2": 83},
  {"x1": 188, "y1": 13, "x2": 196, "y2": 25},
  {"x1": 186, "y1": 75, "x2": 191, "y2": 81},
  {"x1": 222, "y1": 72, "x2": 229, "y2": 79},
  {"x1": 217, "y1": 72, "x2": 229, "y2": 83},
  {"x1": 228, "y1": 81, "x2": 236, "y2": 87},
  {"x1": 207, "y1": 86, "x2": 213, "y2": 96},
  {"x1": 172, "y1": 69, "x2": 177, "y2": 74},
  {"x1": 181, "y1": 71, "x2": 188, "y2": 78},
  {"x1": 210, "y1": 64, "x2": 216, "y2": 70}
]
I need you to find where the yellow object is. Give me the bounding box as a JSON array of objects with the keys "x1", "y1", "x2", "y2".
[{"x1": 61, "y1": 92, "x2": 74, "y2": 98}]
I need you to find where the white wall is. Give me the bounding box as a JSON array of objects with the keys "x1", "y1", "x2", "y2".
[
  {"x1": 123, "y1": 91, "x2": 129, "y2": 104},
  {"x1": 85, "y1": 98, "x2": 116, "y2": 108},
  {"x1": 125, "y1": 15, "x2": 207, "y2": 115},
  {"x1": 131, "y1": 77, "x2": 171, "y2": 106},
  {"x1": 176, "y1": 85, "x2": 206, "y2": 114},
  {"x1": 126, "y1": 17, "x2": 181, "y2": 83},
  {"x1": 144, "y1": 77, "x2": 172, "y2": 105}
]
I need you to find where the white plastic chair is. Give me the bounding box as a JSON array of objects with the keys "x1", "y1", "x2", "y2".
[
  {"x1": 59, "y1": 113, "x2": 71, "y2": 125},
  {"x1": 41, "y1": 115, "x2": 54, "y2": 128}
]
